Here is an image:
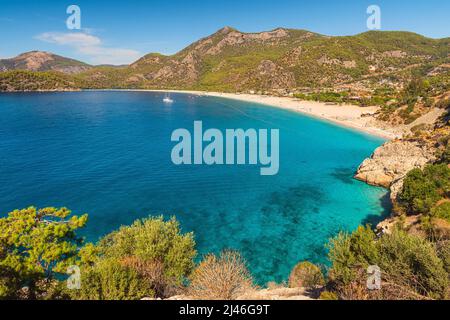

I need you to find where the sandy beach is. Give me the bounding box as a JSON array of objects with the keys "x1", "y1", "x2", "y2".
[
  {"x1": 104, "y1": 89, "x2": 401, "y2": 140},
  {"x1": 194, "y1": 91, "x2": 401, "y2": 140}
]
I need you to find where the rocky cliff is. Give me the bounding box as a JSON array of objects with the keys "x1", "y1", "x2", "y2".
[{"x1": 355, "y1": 139, "x2": 437, "y2": 200}]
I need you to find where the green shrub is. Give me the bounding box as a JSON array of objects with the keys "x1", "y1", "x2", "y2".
[
  {"x1": 74, "y1": 258, "x2": 153, "y2": 300},
  {"x1": 436, "y1": 241, "x2": 450, "y2": 274},
  {"x1": 327, "y1": 226, "x2": 378, "y2": 285},
  {"x1": 288, "y1": 262, "x2": 325, "y2": 289},
  {"x1": 319, "y1": 291, "x2": 338, "y2": 300},
  {"x1": 78, "y1": 216, "x2": 197, "y2": 299},
  {"x1": 400, "y1": 77, "x2": 429, "y2": 106},
  {"x1": 398, "y1": 164, "x2": 450, "y2": 215},
  {"x1": 377, "y1": 229, "x2": 449, "y2": 299},
  {"x1": 98, "y1": 216, "x2": 196, "y2": 286},
  {"x1": 431, "y1": 202, "x2": 450, "y2": 222},
  {"x1": 327, "y1": 226, "x2": 449, "y2": 300}
]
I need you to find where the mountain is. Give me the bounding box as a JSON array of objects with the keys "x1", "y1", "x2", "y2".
[
  {"x1": 1, "y1": 28, "x2": 449, "y2": 93},
  {"x1": 75, "y1": 27, "x2": 450, "y2": 92},
  {"x1": 0, "y1": 51, "x2": 92, "y2": 74}
]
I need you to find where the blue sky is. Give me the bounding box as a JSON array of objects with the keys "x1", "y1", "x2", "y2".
[{"x1": 0, "y1": 0, "x2": 449, "y2": 65}]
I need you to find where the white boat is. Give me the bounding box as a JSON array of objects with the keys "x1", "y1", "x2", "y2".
[{"x1": 163, "y1": 94, "x2": 174, "y2": 104}]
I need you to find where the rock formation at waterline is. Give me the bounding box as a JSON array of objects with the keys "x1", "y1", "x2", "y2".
[{"x1": 354, "y1": 139, "x2": 437, "y2": 200}]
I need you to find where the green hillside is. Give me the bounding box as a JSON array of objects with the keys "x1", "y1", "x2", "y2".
[
  {"x1": 70, "y1": 28, "x2": 450, "y2": 93},
  {"x1": 1, "y1": 28, "x2": 449, "y2": 94},
  {"x1": 0, "y1": 70, "x2": 79, "y2": 91}
]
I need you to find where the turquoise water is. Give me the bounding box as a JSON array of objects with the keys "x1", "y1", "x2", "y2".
[{"x1": 0, "y1": 91, "x2": 388, "y2": 285}]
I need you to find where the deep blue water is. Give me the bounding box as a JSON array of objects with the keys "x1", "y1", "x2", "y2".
[{"x1": 0, "y1": 91, "x2": 388, "y2": 285}]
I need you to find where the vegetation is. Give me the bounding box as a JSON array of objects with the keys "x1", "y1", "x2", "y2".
[
  {"x1": 397, "y1": 164, "x2": 450, "y2": 215},
  {"x1": 0, "y1": 28, "x2": 448, "y2": 301},
  {"x1": 431, "y1": 202, "x2": 450, "y2": 223},
  {"x1": 0, "y1": 70, "x2": 78, "y2": 91},
  {"x1": 188, "y1": 251, "x2": 254, "y2": 300},
  {"x1": 319, "y1": 291, "x2": 338, "y2": 300},
  {"x1": 327, "y1": 226, "x2": 449, "y2": 300},
  {"x1": 1, "y1": 29, "x2": 449, "y2": 95},
  {"x1": 0, "y1": 207, "x2": 87, "y2": 299},
  {"x1": 72, "y1": 216, "x2": 196, "y2": 300},
  {"x1": 316, "y1": 144, "x2": 449, "y2": 300},
  {"x1": 294, "y1": 92, "x2": 350, "y2": 104},
  {"x1": 74, "y1": 257, "x2": 153, "y2": 300},
  {"x1": 288, "y1": 261, "x2": 325, "y2": 289},
  {"x1": 1, "y1": 205, "x2": 449, "y2": 300}
]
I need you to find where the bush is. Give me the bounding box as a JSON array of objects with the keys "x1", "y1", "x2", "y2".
[
  {"x1": 188, "y1": 251, "x2": 253, "y2": 300},
  {"x1": 73, "y1": 216, "x2": 196, "y2": 299},
  {"x1": 100, "y1": 217, "x2": 195, "y2": 291},
  {"x1": 398, "y1": 164, "x2": 450, "y2": 215},
  {"x1": 319, "y1": 291, "x2": 338, "y2": 300},
  {"x1": 74, "y1": 258, "x2": 153, "y2": 300},
  {"x1": 377, "y1": 229, "x2": 449, "y2": 299},
  {"x1": 288, "y1": 262, "x2": 325, "y2": 289},
  {"x1": 327, "y1": 226, "x2": 449, "y2": 300},
  {"x1": 327, "y1": 226, "x2": 378, "y2": 285},
  {"x1": 431, "y1": 202, "x2": 450, "y2": 222},
  {"x1": 400, "y1": 77, "x2": 429, "y2": 107},
  {"x1": 436, "y1": 241, "x2": 450, "y2": 274}
]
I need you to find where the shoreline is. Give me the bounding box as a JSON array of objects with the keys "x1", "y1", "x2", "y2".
[
  {"x1": 197, "y1": 91, "x2": 399, "y2": 140},
  {"x1": 2, "y1": 88, "x2": 401, "y2": 140},
  {"x1": 96, "y1": 89, "x2": 401, "y2": 140}
]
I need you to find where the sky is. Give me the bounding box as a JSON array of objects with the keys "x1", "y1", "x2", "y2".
[{"x1": 0, "y1": 0, "x2": 449, "y2": 65}]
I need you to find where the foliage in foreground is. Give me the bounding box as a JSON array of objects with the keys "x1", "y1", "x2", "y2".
[
  {"x1": 1, "y1": 206, "x2": 449, "y2": 301},
  {"x1": 327, "y1": 226, "x2": 449, "y2": 300},
  {"x1": 0, "y1": 207, "x2": 87, "y2": 299},
  {"x1": 72, "y1": 216, "x2": 196, "y2": 300},
  {"x1": 188, "y1": 250, "x2": 254, "y2": 300},
  {"x1": 288, "y1": 261, "x2": 325, "y2": 290}
]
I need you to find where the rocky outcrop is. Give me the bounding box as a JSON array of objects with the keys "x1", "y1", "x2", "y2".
[
  {"x1": 355, "y1": 139, "x2": 436, "y2": 199},
  {"x1": 243, "y1": 60, "x2": 296, "y2": 90},
  {"x1": 318, "y1": 56, "x2": 357, "y2": 69},
  {"x1": 205, "y1": 28, "x2": 290, "y2": 56}
]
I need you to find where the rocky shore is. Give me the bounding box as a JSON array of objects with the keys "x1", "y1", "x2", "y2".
[
  {"x1": 354, "y1": 139, "x2": 437, "y2": 201},
  {"x1": 354, "y1": 120, "x2": 449, "y2": 235}
]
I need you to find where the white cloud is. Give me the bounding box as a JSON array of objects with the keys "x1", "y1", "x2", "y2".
[
  {"x1": 35, "y1": 32, "x2": 141, "y2": 65},
  {"x1": 36, "y1": 32, "x2": 101, "y2": 47}
]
